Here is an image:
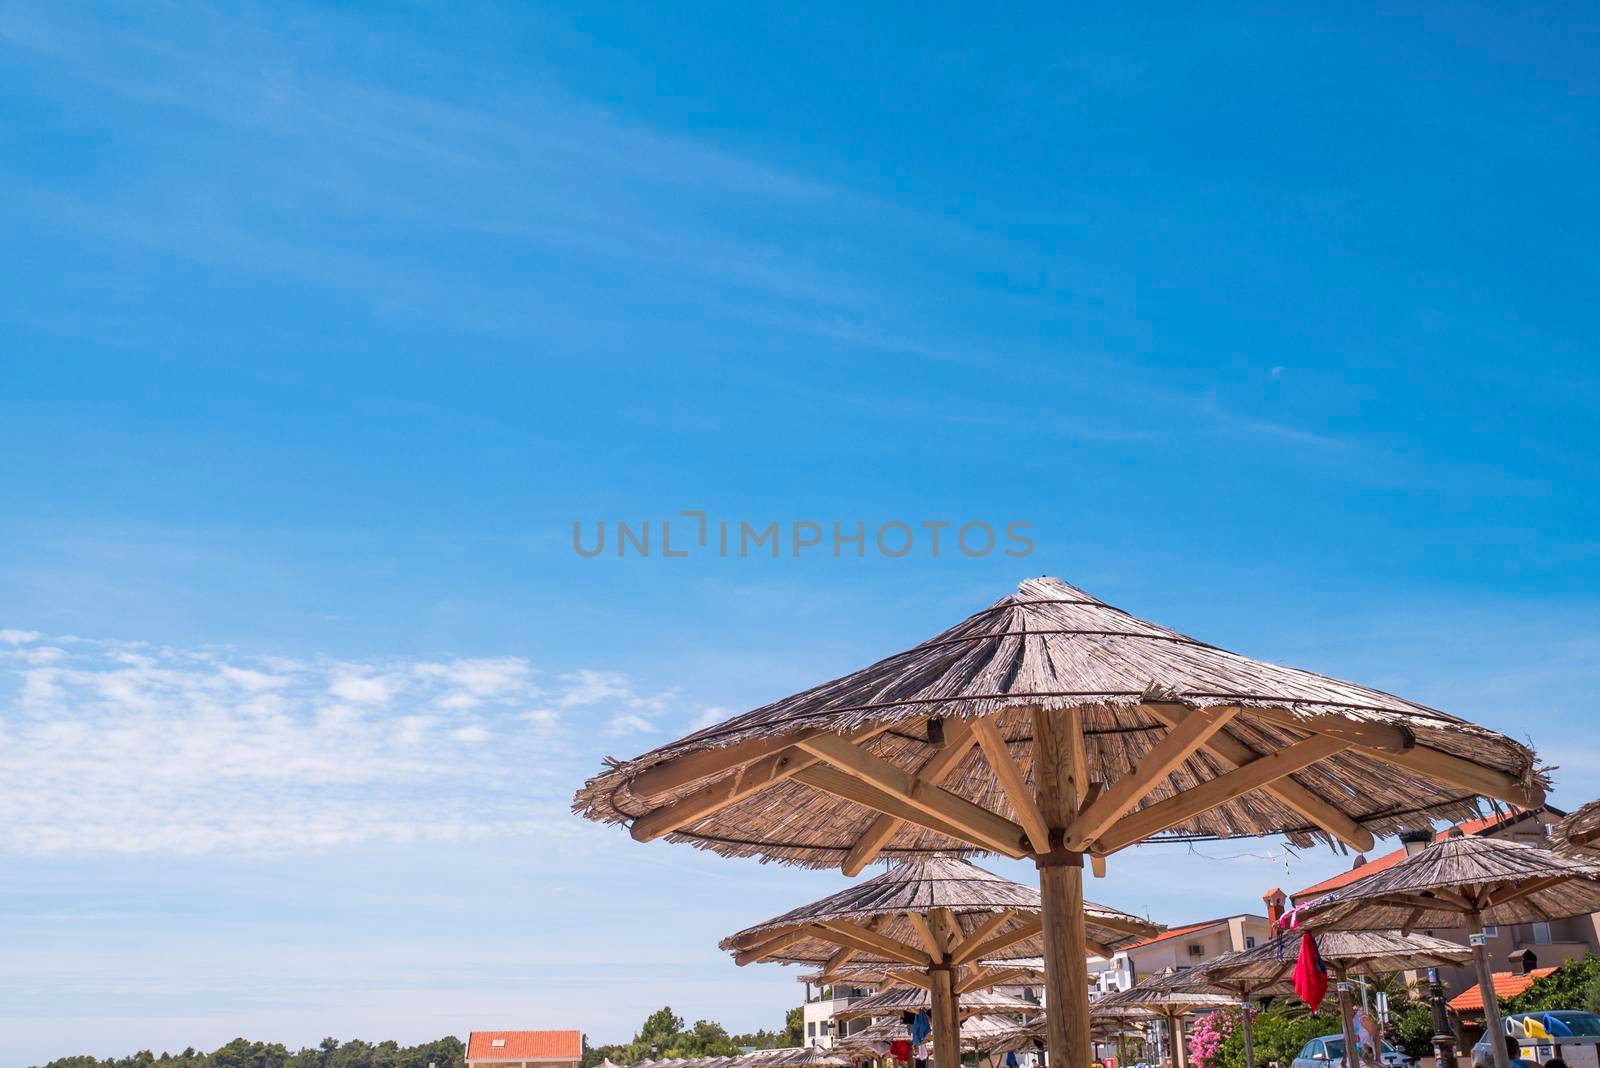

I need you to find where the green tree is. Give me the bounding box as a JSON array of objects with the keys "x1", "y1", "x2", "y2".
[
  {"x1": 1505, "y1": 956, "x2": 1600, "y2": 1014},
  {"x1": 784, "y1": 1007, "x2": 804, "y2": 1048},
  {"x1": 1212, "y1": 1003, "x2": 1344, "y2": 1068}
]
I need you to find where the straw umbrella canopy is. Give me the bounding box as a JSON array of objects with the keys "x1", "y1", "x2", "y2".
[
  {"x1": 1551, "y1": 800, "x2": 1600, "y2": 861},
  {"x1": 575, "y1": 577, "x2": 1546, "y2": 1068},
  {"x1": 1198, "y1": 931, "x2": 1470, "y2": 1068},
  {"x1": 1298, "y1": 834, "x2": 1600, "y2": 1068},
  {"x1": 833, "y1": 985, "x2": 1040, "y2": 1021},
  {"x1": 1123, "y1": 964, "x2": 1291, "y2": 1068},
  {"x1": 838, "y1": 1013, "x2": 1021, "y2": 1054},
  {"x1": 722, "y1": 857, "x2": 1153, "y2": 1068}
]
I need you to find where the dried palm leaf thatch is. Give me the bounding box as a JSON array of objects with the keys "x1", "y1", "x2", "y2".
[
  {"x1": 1094, "y1": 971, "x2": 1241, "y2": 1013},
  {"x1": 742, "y1": 1049, "x2": 850, "y2": 1068},
  {"x1": 1551, "y1": 800, "x2": 1600, "y2": 861},
  {"x1": 1299, "y1": 834, "x2": 1600, "y2": 930},
  {"x1": 722, "y1": 857, "x2": 1158, "y2": 966},
  {"x1": 834, "y1": 985, "x2": 1040, "y2": 1021},
  {"x1": 574, "y1": 578, "x2": 1546, "y2": 868},
  {"x1": 801, "y1": 956, "x2": 1047, "y2": 985},
  {"x1": 1198, "y1": 930, "x2": 1469, "y2": 985}
]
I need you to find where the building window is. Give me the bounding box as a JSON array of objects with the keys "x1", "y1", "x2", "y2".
[
  {"x1": 1532, "y1": 923, "x2": 1553, "y2": 945},
  {"x1": 1246, "y1": 937, "x2": 1257, "y2": 949},
  {"x1": 1483, "y1": 926, "x2": 1500, "y2": 939},
  {"x1": 807, "y1": 1023, "x2": 816, "y2": 1038}
]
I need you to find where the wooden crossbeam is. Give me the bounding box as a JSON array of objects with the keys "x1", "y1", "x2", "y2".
[
  {"x1": 1486, "y1": 875, "x2": 1567, "y2": 909},
  {"x1": 732, "y1": 922, "x2": 806, "y2": 950},
  {"x1": 957, "y1": 966, "x2": 1031, "y2": 994},
  {"x1": 1092, "y1": 734, "x2": 1350, "y2": 853},
  {"x1": 954, "y1": 915, "x2": 1042, "y2": 964},
  {"x1": 1064, "y1": 706, "x2": 1239, "y2": 850},
  {"x1": 820, "y1": 915, "x2": 887, "y2": 976},
  {"x1": 795, "y1": 734, "x2": 1031, "y2": 857},
  {"x1": 1243, "y1": 707, "x2": 1542, "y2": 809},
  {"x1": 630, "y1": 723, "x2": 893, "y2": 841},
  {"x1": 733, "y1": 928, "x2": 811, "y2": 966},
  {"x1": 971, "y1": 715, "x2": 1051, "y2": 853},
  {"x1": 811, "y1": 920, "x2": 932, "y2": 967},
  {"x1": 633, "y1": 729, "x2": 830, "y2": 798},
  {"x1": 905, "y1": 913, "x2": 945, "y2": 959},
  {"x1": 793, "y1": 764, "x2": 999, "y2": 848},
  {"x1": 842, "y1": 720, "x2": 978, "y2": 876},
  {"x1": 1400, "y1": 906, "x2": 1426, "y2": 936},
  {"x1": 1363, "y1": 746, "x2": 1545, "y2": 810},
  {"x1": 1090, "y1": 854, "x2": 1107, "y2": 878},
  {"x1": 1238, "y1": 707, "x2": 1414, "y2": 754},
  {"x1": 1084, "y1": 912, "x2": 1161, "y2": 938},
  {"x1": 1086, "y1": 938, "x2": 1116, "y2": 959},
  {"x1": 1143, "y1": 704, "x2": 1376, "y2": 852},
  {"x1": 948, "y1": 911, "x2": 1016, "y2": 966},
  {"x1": 886, "y1": 969, "x2": 934, "y2": 991},
  {"x1": 1066, "y1": 706, "x2": 1090, "y2": 809}
]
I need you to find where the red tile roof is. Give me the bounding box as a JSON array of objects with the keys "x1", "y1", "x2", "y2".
[
  {"x1": 468, "y1": 1031, "x2": 584, "y2": 1063},
  {"x1": 1293, "y1": 810, "x2": 1532, "y2": 900},
  {"x1": 1126, "y1": 919, "x2": 1227, "y2": 950},
  {"x1": 1448, "y1": 968, "x2": 1557, "y2": 1012}
]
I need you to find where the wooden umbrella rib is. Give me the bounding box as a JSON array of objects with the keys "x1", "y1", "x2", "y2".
[
  {"x1": 1353, "y1": 745, "x2": 1543, "y2": 809},
  {"x1": 733, "y1": 929, "x2": 811, "y2": 966},
  {"x1": 957, "y1": 915, "x2": 1044, "y2": 963},
  {"x1": 842, "y1": 719, "x2": 979, "y2": 876},
  {"x1": 1064, "y1": 706, "x2": 1239, "y2": 850},
  {"x1": 810, "y1": 921, "x2": 932, "y2": 967},
  {"x1": 885, "y1": 969, "x2": 934, "y2": 991},
  {"x1": 792, "y1": 764, "x2": 1014, "y2": 854},
  {"x1": 1093, "y1": 734, "x2": 1350, "y2": 853},
  {"x1": 629, "y1": 723, "x2": 895, "y2": 841},
  {"x1": 795, "y1": 734, "x2": 1031, "y2": 857},
  {"x1": 1142, "y1": 704, "x2": 1375, "y2": 851},
  {"x1": 971, "y1": 714, "x2": 1052, "y2": 853},
  {"x1": 905, "y1": 913, "x2": 945, "y2": 958},
  {"x1": 949, "y1": 911, "x2": 1016, "y2": 965}
]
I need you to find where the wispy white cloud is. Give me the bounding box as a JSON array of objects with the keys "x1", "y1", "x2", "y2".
[{"x1": 0, "y1": 633, "x2": 680, "y2": 857}]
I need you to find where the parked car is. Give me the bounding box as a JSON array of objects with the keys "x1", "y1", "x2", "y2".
[
  {"x1": 1292, "y1": 1034, "x2": 1416, "y2": 1068},
  {"x1": 1471, "y1": 1011, "x2": 1600, "y2": 1068}
]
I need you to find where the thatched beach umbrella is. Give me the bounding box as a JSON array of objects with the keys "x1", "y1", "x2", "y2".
[
  {"x1": 1298, "y1": 834, "x2": 1600, "y2": 1068},
  {"x1": 1551, "y1": 800, "x2": 1600, "y2": 861},
  {"x1": 575, "y1": 577, "x2": 1546, "y2": 1068},
  {"x1": 1197, "y1": 931, "x2": 1469, "y2": 1068},
  {"x1": 832, "y1": 984, "x2": 1039, "y2": 1021},
  {"x1": 838, "y1": 1013, "x2": 1020, "y2": 1055},
  {"x1": 721, "y1": 856, "x2": 1151, "y2": 1068},
  {"x1": 1124, "y1": 965, "x2": 1290, "y2": 1068},
  {"x1": 1094, "y1": 976, "x2": 1239, "y2": 1068}
]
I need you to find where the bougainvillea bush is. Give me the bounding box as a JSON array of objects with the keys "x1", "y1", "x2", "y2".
[{"x1": 1190, "y1": 1008, "x2": 1240, "y2": 1068}]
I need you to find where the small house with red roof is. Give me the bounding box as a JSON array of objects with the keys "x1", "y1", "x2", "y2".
[{"x1": 467, "y1": 1030, "x2": 584, "y2": 1068}]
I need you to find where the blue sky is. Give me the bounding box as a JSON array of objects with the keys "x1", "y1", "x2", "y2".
[{"x1": 2, "y1": 2, "x2": 1598, "y2": 1064}]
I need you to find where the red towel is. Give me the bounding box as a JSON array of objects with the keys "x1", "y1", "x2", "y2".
[
  {"x1": 1293, "y1": 930, "x2": 1329, "y2": 1011},
  {"x1": 890, "y1": 1041, "x2": 912, "y2": 1064}
]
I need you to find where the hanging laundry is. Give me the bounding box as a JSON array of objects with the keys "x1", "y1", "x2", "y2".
[
  {"x1": 1292, "y1": 930, "x2": 1329, "y2": 1010},
  {"x1": 911, "y1": 1011, "x2": 932, "y2": 1046},
  {"x1": 889, "y1": 1040, "x2": 912, "y2": 1064},
  {"x1": 1006, "y1": 1052, "x2": 1019, "y2": 1068}
]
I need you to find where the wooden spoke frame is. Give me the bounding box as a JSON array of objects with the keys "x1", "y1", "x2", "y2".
[{"x1": 637, "y1": 700, "x2": 1543, "y2": 1068}]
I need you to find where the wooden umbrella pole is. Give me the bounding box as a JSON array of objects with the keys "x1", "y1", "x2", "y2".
[
  {"x1": 1470, "y1": 910, "x2": 1513, "y2": 1068},
  {"x1": 1335, "y1": 968, "x2": 1360, "y2": 1068},
  {"x1": 1037, "y1": 853, "x2": 1090, "y2": 1068},
  {"x1": 1239, "y1": 1000, "x2": 1255, "y2": 1068},
  {"x1": 929, "y1": 963, "x2": 962, "y2": 1068},
  {"x1": 1169, "y1": 1011, "x2": 1188, "y2": 1068}
]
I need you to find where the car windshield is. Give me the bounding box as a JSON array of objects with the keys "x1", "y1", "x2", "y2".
[
  {"x1": 1324, "y1": 1040, "x2": 1400, "y2": 1058},
  {"x1": 1523, "y1": 1013, "x2": 1600, "y2": 1037}
]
